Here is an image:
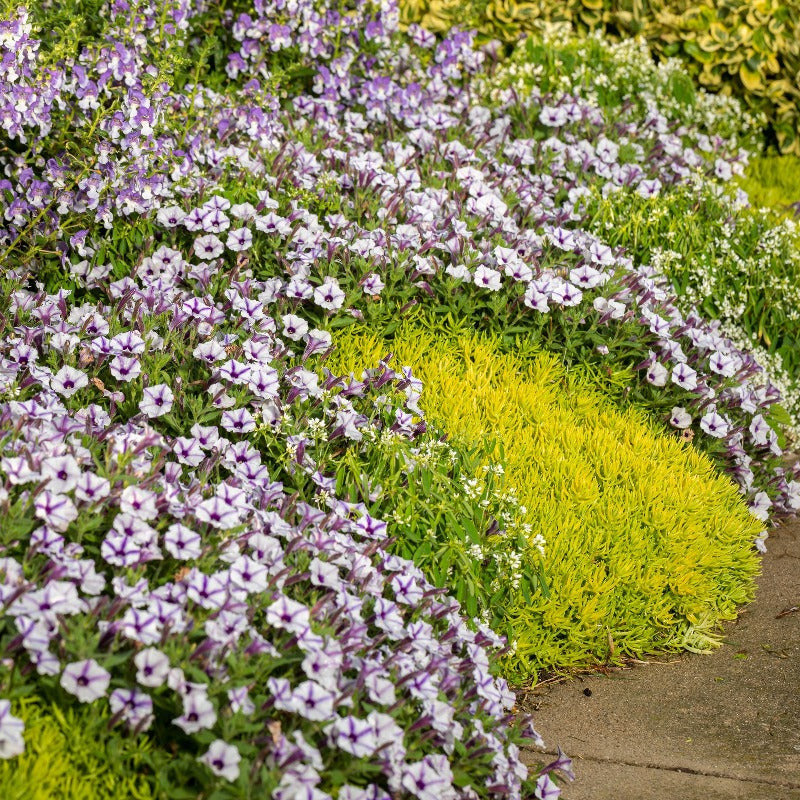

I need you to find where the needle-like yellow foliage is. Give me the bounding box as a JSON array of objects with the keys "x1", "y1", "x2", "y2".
[
  {"x1": 0, "y1": 697, "x2": 156, "y2": 800},
  {"x1": 331, "y1": 325, "x2": 762, "y2": 682}
]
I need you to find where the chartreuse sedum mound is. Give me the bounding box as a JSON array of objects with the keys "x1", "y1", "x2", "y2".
[
  {"x1": 0, "y1": 695, "x2": 157, "y2": 800},
  {"x1": 330, "y1": 324, "x2": 762, "y2": 683}
]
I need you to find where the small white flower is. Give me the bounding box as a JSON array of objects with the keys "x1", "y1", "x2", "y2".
[
  {"x1": 134, "y1": 647, "x2": 171, "y2": 688},
  {"x1": 699, "y1": 410, "x2": 730, "y2": 438},
  {"x1": 194, "y1": 234, "x2": 224, "y2": 260},
  {"x1": 40, "y1": 455, "x2": 81, "y2": 494},
  {"x1": 670, "y1": 407, "x2": 693, "y2": 429},
  {"x1": 473, "y1": 265, "x2": 502, "y2": 291},
  {"x1": 281, "y1": 314, "x2": 309, "y2": 341},
  {"x1": 0, "y1": 700, "x2": 24, "y2": 759},
  {"x1": 313, "y1": 278, "x2": 345, "y2": 311},
  {"x1": 646, "y1": 361, "x2": 668, "y2": 387},
  {"x1": 226, "y1": 227, "x2": 253, "y2": 252}
]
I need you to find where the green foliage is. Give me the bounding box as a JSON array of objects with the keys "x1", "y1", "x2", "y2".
[
  {"x1": 586, "y1": 178, "x2": 800, "y2": 434},
  {"x1": 332, "y1": 429, "x2": 548, "y2": 625},
  {"x1": 330, "y1": 325, "x2": 762, "y2": 683},
  {"x1": 737, "y1": 154, "x2": 800, "y2": 214},
  {"x1": 0, "y1": 695, "x2": 156, "y2": 799},
  {"x1": 400, "y1": 0, "x2": 800, "y2": 153},
  {"x1": 480, "y1": 28, "x2": 800, "y2": 439}
]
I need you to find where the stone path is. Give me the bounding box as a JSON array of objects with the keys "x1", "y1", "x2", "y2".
[{"x1": 520, "y1": 519, "x2": 800, "y2": 799}]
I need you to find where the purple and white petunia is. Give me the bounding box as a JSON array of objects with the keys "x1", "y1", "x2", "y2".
[
  {"x1": 60, "y1": 659, "x2": 111, "y2": 703},
  {"x1": 139, "y1": 384, "x2": 174, "y2": 418},
  {"x1": 199, "y1": 739, "x2": 241, "y2": 782}
]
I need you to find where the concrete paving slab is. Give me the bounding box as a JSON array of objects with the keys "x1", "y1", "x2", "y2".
[
  {"x1": 521, "y1": 519, "x2": 800, "y2": 798},
  {"x1": 550, "y1": 759, "x2": 800, "y2": 800}
]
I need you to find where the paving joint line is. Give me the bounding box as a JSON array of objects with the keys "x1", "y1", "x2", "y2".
[{"x1": 532, "y1": 749, "x2": 800, "y2": 790}]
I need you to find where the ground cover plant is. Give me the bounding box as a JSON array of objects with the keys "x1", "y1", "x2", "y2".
[
  {"x1": 737, "y1": 153, "x2": 800, "y2": 213},
  {"x1": 0, "y1": 696, "x2": 157, "y2": 800},
  {"x1": 330, "y1": 324, "x2": 763, "y2": 680},
  {"x1": 0, "y1": 0, "x2": 797, "y2": 797}
]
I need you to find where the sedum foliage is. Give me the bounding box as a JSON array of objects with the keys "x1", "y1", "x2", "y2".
[
  {"x1": 331, "y1": 326, "x2": 763, "y2": 682},
  {"x1": 0, "y1": 695, "x2": 156, "y2": 799},
  {"x1": 399, "y1": 0, "x2": 800, "y2": 153},
  {"x1": 737, "y1": 154, "x2": 800, "y2": 214}
]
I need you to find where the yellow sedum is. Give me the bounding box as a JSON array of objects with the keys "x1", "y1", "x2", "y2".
[
  {"x1": 332, "y1": 325, "x2": 762, "y2": 681},
  {"x1": 0, "y1": 697, "x2": 156, "y2": 800}
]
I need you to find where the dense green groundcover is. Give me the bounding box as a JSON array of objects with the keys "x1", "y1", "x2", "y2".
[
  {"x1": 0, "y1": 697, "x2": 157, "y2": 800},
  {"x1": 331, "y1": 325, "x2": 762, "y2": 680},
  {"x1": 738, "y1": 154, "x2": 800, "y2": 213}
]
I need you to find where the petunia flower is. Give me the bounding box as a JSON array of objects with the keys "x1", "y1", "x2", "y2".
[
  {"x1": 120, "y1": 485, "x2": 158, "y2": 520},
  {"x1": 0, "y1": 700, "x2": 24, "y2": 759},
  {"x1": 34, "y1": 491, "x2": 78, "y2": 532},
  {"x1": 709, "y1": 351, "x2": 739, "y2": 378},
  {"x1": 362, "y1": 273, "x2": 385, "y2": 296},
  {"x1": 201, "y1": 207, "x2": 230, "y2": 234},
  {"x1": 109, "y1": 688, "x2": 154, "y2": 730},
  {"x1": 74, "y1": 471, "x2": 111, "y2": 503},
  {"x1": 281, "y1": 314, "x2": 309, "y2": 341},
  {"x1": 229, "y1": 555, "x2": 268, "y2": 594},
  {"x1": 749, "y1": 491, "x2": 772, "y2": 523},
  {"x1": 199, "y1": 740, "x2": 241, "y2": 782},
  {"x1": 226, "y1": 227, "x2": 253, "y2": 251},
  {"x1": 156, "y1": 206, "x2": 186, "y2": 227},
  {"x1": 671, "y1": 363, "x2": 697, "y2": 391},
  {"x1": 313, "y1": 277, "x2": 345, "y2": 311},
  {"x1": 535, "y1": 773, "x2": 561, "y2": 800},
  {"x1": 593, "y1": 296, "x2": 625, "y2": 320},
  {"x1": 400, "y1": 755, "x2": 454, "y2": 800},
  {"x1": 266, "y1": 594, "x2": 311, "y2": 634},
  {"x1": 291, "y1": 680, "x2": 336, "y2": 722},
  {"x1": 184, "y1": 570, "x2": 227, "y2": 609},
  {"x1": 473, "y1": 266, "x2": 501, "y2": 291},
  {"x1": 51, "y1": 365, "x2": 88, "y2": 397},
  {"x1": 646, "y1": 361, "x2": 668, "y2": 387},
  {"x1": 195, "y1": 497, "x2": 242, "y2": 531},
  {"x1": 60, "y1": 659, "x2": 110, "y2": 703},
  {"x1": 40, "y1": 455, "x2": 81, "y2": 494},
  {"x1": 173, "y1": 436, "x2": 205, "y2": 466},
  {"x1": 173, "y1": 693, "x2": 217, "y2": 734},
  {"x1": 227, "y1": 686, "x2": 255, "y2": 716},
  {"x1": 139, "y1": 384, "x2": 174, "y2": 417},
  {"x1": 327, "y1": 715, "x2": 378, "y2": 758},
  {"x1": 109, "y1": 355, "x2": 142, "y2": 382},
  {"x1": 221, "y1": 407, "x2": 256, "y2": 434},
  {"x1": 194, "y1": 233, "x2": 224, "y2": 260},
  {"x1": 134, "y1": 647, "x2": 171, "y2": 688},
  {"x1": 669, "y1": 407, "x2": 692, "y2": 429},
  {"x1": 749, "y1": 414, "x2": 770, "y2": 446},
  {"x1": 699, "y1": 410, "x2": 730, "y2": 438},
  {"x1": 569, "y1": 264, "x2": 605, "y2": 289}
]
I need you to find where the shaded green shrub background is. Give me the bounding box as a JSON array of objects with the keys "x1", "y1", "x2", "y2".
[{"x1": 400, "y1": 0, "x2": 800, "y2": 153}]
